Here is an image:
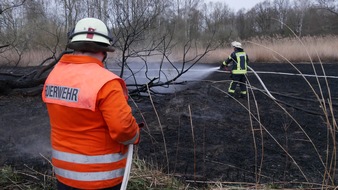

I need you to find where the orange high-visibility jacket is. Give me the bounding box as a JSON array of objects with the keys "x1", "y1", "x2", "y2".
[{"x1": 42, "y1": 54, "x2": 139, "y2": 189}]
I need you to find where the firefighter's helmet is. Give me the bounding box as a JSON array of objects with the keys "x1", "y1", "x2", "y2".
[
  {"x1": 67, "y1": 18, "x2": 115, "y2": 52},
  {"x1": 231, "y1": 41, "x2": 242, "y2": 49}
]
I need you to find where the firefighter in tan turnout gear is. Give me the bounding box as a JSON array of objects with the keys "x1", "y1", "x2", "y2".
[
  {"x1": 42, "y1": 17, "x2": 140, "y2": 190},
  {"x1": 220, "y1": 41, "x2": 249, "y2": 98}
]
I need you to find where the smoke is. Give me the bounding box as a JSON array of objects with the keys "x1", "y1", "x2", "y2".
[
  {"x1": 107, "y1": 61, "x2": 221, "y2": 93},
  {"x1": 13, "y1": 131, "x2": 52, "y2": 161}
]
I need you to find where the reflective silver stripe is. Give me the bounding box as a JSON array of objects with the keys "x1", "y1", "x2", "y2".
[
  {"x1": 54, "y1": 167, "x2": 124, "y2": 181},
  {"x1": 120, "y1": 131, "x2": 139, "y2": 145},
  {"x1": 52, "y1": 149, "x2": 127, "y2": 164}
]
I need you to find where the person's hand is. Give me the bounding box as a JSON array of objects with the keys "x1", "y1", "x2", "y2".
[
  {"x1": 220, "y1": 61, "x2": 227, "y2": 70},
  {"x1": 134, "y1": 122, "x2": 144, "y2": 145},
  {"x1": 219, "y1": 64, "x2": 226, "y2": 70}
]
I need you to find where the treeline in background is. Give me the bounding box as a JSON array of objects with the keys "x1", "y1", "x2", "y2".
[{"x1": 1, "y1": 0, "x2": 338, "y2": 66}]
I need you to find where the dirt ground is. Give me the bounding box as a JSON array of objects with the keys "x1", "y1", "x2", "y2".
[{"x1": 0, "y1": 62, "x2": 338, "y2": 189}]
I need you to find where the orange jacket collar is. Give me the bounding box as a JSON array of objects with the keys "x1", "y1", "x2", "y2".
[{"x1": 60, "y1": 54, "x2": 104, "y2": 67}]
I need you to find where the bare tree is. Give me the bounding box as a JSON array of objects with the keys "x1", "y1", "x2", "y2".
[
  {"x1": 292, "y1": 0, "x2": 312, "y2": 37},
  {"x1": 0, "y1": 0, "x2": 29, "y2": 66},
  {"x1": 316, "y1": 0, "x2": 338, "y2": 16},
  {"x1": 0, "y1": 0, "x2": 26, "y2": 13},
  {"x1": 0, "y1": 0, "x2": 231, "y2": 96},
  {"x1": 273, "y1": 0, "x2": 290, "y2": 32},
  {"x1": 59, "y1": 0, "x2": 81, "y2": 33},
  {"x1": 105, "y1": 0, "x2": 225, "y2": 96},
  {"x1": 203, "y1": 2, "x2": 233, "y2": 42},
  {"x1": 0, "y1": 0, "x2": 66, "y2": 95},
  {"x1": 253, "y1": 1, "x2": 271, "y2": 34}
]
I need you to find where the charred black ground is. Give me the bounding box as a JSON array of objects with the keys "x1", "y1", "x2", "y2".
[{"x1": 0, "y1": 62, "x2": 337, "y2": 189}]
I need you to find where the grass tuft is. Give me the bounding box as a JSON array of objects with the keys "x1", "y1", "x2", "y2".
[{"x1": 128, "y1": 158, "x2": 187, "y2": 190}]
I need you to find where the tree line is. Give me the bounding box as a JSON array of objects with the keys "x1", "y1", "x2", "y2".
[
  {"x1": 1, "y1": 0, "x2": 337, "y2": 52},
  {"x1": 0, "y1": 0, "x2": 337, "y2": 95}
]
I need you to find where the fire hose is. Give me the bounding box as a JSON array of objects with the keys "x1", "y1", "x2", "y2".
[
  {"x1": 121, "y1": 144, "x2": 133, "y2": 190},
  {"x1": 121, "y1": 122, "x2": 143, "y2": 190},
  {"x1": 247, "y1": 65, "x2": 276, "y2": 100},
  {"x1": 216, "y1": 66, "x2": 338, "y2": 116},
  {"x1": 217, "y1": 66, "x2": 276, "y2": 100},
  {"x1": 217, "y1": 65, "x2": 338, "y2": 100}
]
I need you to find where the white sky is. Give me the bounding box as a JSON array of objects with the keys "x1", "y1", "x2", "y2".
[{"x1": 205, "y1": 0, "x2": 270, "y2": 12}]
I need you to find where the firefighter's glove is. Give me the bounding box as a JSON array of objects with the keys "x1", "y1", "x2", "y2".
[
  {"x1": 220, "y1": 61, "x2": 227, "y2": 70},
  {"x1": 138, "y1": 122, "x2": 144, "y2": 128},
  {"x1": 219, "y1": 64, "x2": 225, "y2": 70},
  {"x1": 134, "y1": 122, "x2": 144, "y2": 145}
]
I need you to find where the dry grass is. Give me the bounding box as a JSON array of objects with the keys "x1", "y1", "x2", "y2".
[
  {"x1": 128, "y1": 158, "x2": 188, "y2": 190},
  {"x1": 2, "y1": 35, "x2": 338, "y2": 66},
  {"x1": 0, "y1": 159, "x2": 188, "y2": 190},
  {"x1": 0, "y1": 49, "x2": 57, "y2": 67},
  {"x1": 245, "y1": 35, "x2": 338, "y2": 63},
  {"x1": 197, "y1": 35, "x2": 338, "y2": 64}
]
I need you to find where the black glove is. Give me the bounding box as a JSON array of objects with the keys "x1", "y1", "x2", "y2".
[
  {"x1": 220, "y1": 61, "x2": 227, "y2": 70},
  {"x1": 134, "y1": 123, "x2": 144, "y2": 145}
]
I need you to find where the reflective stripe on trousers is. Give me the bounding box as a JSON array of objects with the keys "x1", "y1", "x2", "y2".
[
  {"x1": 53, "y1": 149, "x2": 127, "y2": 181},
  {"x1": 54, "y1": 167, "x2": 125, "y2": 181}
]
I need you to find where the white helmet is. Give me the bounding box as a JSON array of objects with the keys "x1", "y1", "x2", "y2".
[
  {"x1": 67, "y1": 17, "x2": 115, "y2": 52},
  {"x1": 231, "y1": 41, "x2": 242, "y2": 49}
]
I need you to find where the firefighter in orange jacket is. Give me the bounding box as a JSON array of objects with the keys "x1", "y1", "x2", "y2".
[{"x1": 42, "y1": 18, "x2": 140, "y2": 190}]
